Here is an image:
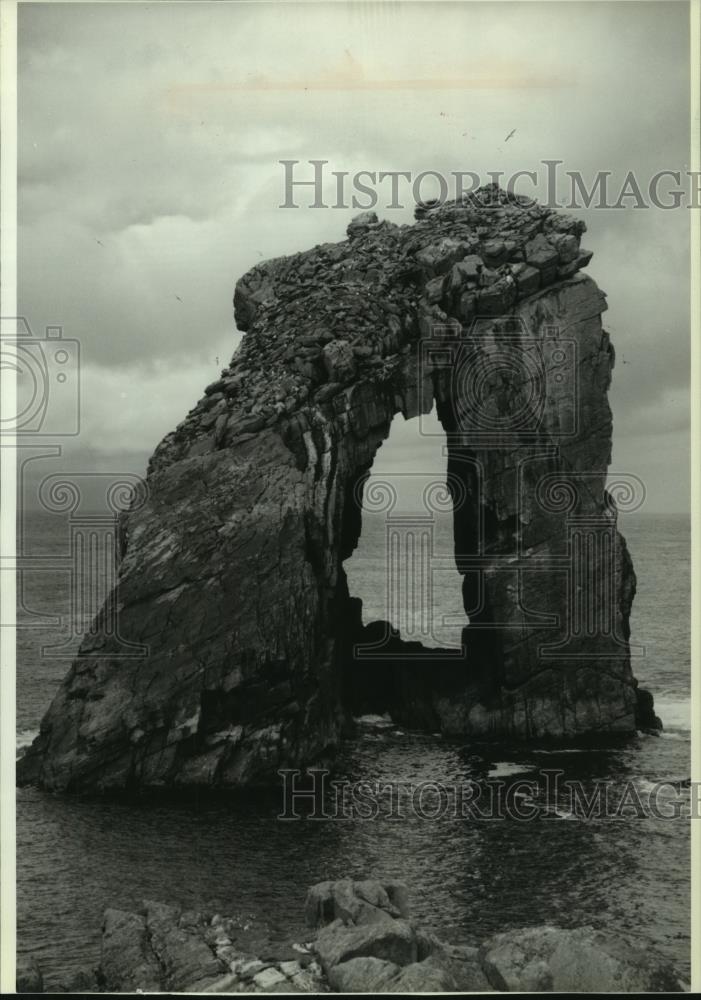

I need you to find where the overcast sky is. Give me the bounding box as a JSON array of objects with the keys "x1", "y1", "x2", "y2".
[{"x1": 17, "y1": 0, "x2": 691, "y2": 512}]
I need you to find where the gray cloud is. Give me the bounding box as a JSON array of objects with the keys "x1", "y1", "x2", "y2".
[{"x1": 17, "y1": 1, "x2": 690, "y2": 511}]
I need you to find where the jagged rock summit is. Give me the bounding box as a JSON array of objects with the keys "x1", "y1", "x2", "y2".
[{"x1": 18, "y1": 185, "x2": 657, "y2": 793}]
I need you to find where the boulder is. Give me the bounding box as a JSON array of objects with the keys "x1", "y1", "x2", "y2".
[
  {"x1": 524, "y1": 232, "x2": 560, "y2": 271},
  {"x1": 389, "y1": 959, "x2": 458, "y2": 992},
  {"x1": 328, "y1": 954, "x2": 470, "y2": 993},
  {"x1": 479, "y1": 925, "x2": 685, "y2": 993},
  {"x1": 327, "y1": 956, "x2": 400, "y2": 992},
  {"x1": 449, "y1": 255, "x2": 482, "y2": 290},
  {"x1": 253, "y1": 966, "x2": 289, "y2": 990},
  {"x1": 144, "y1": 899, "x2": 225, "y2": 991},
  {"x1": 314, "y1": 917, "x2": 417, "y2": 972},
  {"x1": 416, "y1": 237, "x2": 470, "y2": 276},
  {"x1": 477, "y1": 274, "x2": 517, "y2": 315},
  {"x1": 322, "y1": 339, "x2": 356, "y2": 383},
  {"x1": 423, "y1": 940, "x2": 494, "y2": 991},
  {"x1": 305, "y1": 878, "x2": 404, "y2": 928},
  {"x1": 347, "y1": 211, "x2": 379, "y2": 238},
  {"x1": 305, "y1": 880, "x2": 335, "y2": 927},
  {"x1": 511, "y1": 261, "x2": 540, "y2": 296}
]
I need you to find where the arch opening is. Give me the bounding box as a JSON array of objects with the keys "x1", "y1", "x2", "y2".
[{"x1": 339, "y1": 408, "x2": 473, "y2": 729}]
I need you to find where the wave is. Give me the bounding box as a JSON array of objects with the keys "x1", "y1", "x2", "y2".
[
  {"x1": 634, "y1": 777, "x2": 690, "y2": 798},
  {"x1": 354, "y1": 714, "x2": 394, "y2": 728},
  {"x1": 542, "y1": 806, "x2": 577, "y2": 820},
  {"x1": 16, "y1": 729, "x2": 38, "y2": 758},
  {"x1": 654, "y1": 697, "x2": 691, "y2": 733},
  {"x1": 488, "y1": 761, "x2": 533, "y2": 778}
]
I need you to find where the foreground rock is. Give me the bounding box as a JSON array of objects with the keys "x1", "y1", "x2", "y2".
[
  {"x1": 304, "y1": 880, "x2": 684, "y2": 993},
  {"x1": 480, "y1": 925, "x2": 685, "y2": 993},
  {"x1": 48, "y1": 900, "x2": 325, "y2": 994},
  {"x1": 307, "y1": 879, "x2": 492, "y2": 992},
  {"x1": 27, "y1": 878, "x2": 685, "y2": 993},
  {"x1": 18, "y1": 185, "x2": 656, "y2": 794}
]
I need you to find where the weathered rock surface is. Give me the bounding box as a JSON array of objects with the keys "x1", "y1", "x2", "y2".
[
  {"x1": 479, "y1": 924, "x2": 685, "y2": 992},
  {"x1": 305, "y1": 877, "x2": 409, "y2": 928},
  {"x1": 308, "y1": 878, "x2": 493, "y2": 993},
  {"x1": 18, "y1": 184, "x2": 656, "y2": 793},
  {"x1": 309, "y1": 880, "x2": 684, "y2": 995},
  {"x1": 47, "y1": 899, "x2": 325, "y2": 994},
  {"x1": 21, "y1": 878, "x2": 685, "y2": 993},
  {"x1": 100, "y1": 907, "x2": 161, "y2": 991},
  {"x1": 315, "y1": 917, "x2": 417, "y2": 971}
]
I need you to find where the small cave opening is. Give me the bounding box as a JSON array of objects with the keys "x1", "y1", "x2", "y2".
[{"x1": 339, "y1": 407, "x2": 473, "y2": 730}]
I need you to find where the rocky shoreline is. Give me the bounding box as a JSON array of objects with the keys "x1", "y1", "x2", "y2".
[{"x1": 18, "y1": 878, "x2": 686, "y2": 993}]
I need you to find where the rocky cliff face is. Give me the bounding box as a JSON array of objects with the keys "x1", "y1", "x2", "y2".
[{"x1": 18, "y1": 185, "x2": 656, "y2": 793}]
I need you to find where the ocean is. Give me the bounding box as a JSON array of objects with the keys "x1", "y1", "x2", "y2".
[{"x1": 16, "y1": 509, "x2": 691, "y2": 987}]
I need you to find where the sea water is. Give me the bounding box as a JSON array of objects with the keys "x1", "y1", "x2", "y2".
[{"x1": 16, "y1": 511, "x2": 691, "y2": 986}]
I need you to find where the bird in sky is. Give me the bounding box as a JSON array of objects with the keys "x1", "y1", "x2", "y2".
[
  {"x1": 505, "y1": 128, "x2": 517, "y2": 142},
  {"x1": 95, "y1": 239, "x2": 104, "y2": 247},
  {"x1": 175, "y1": 295, "x2": 183, "y2": 303}
]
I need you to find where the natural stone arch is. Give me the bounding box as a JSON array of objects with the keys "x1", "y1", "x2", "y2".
[{"x1": 18, "y1": 187, "x2": 657, "y2": 793}]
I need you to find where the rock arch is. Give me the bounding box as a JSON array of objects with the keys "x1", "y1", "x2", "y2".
[{"x1": 18, "y1": 187, "x2": 657, "y2": 793}]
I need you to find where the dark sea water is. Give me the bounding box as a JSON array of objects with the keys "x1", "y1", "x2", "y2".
[{"x1": 16, "y1": 510, "x2": 691, "y2": 987}]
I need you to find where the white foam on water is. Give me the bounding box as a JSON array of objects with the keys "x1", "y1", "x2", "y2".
[
  {"x1": 16, "y1": 729, "x2": 38, "y2": 758},
  {"x1": 654, "y1": 698, "x2": 691, "y2": 733},
  {"x1": 635, "y1": 778, "x2": 659, "y2": 795},
  {"x1": 488, "y1": 761, "x2": 532, "y2": 778},
  {"x1": 635, "y1": 777, "x2": 690, "y2": 798},
  {"x1": 543, "y1": 807, "x2": 577, "y2": 820},
  {"x1": 354, "y1": 713, "x2": 394, "y2": 727}
]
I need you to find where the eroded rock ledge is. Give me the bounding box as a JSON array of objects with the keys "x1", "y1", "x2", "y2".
[
  {"x1": 18, "y1": 185, "x2": 658, "y2": 793},
  {"x1": 18, "y1": 878, "x2": 685, "y2": 993}
]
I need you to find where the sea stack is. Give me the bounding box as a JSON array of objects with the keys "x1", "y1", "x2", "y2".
[{"x1": 18, "y1": 185, "x2": 655, "y2": 792}]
